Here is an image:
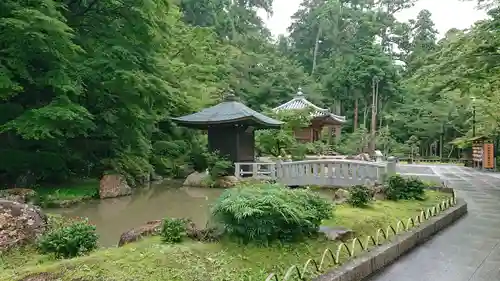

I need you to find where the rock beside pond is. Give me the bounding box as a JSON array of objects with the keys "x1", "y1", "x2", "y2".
[
  {"x1": 333, "y1": 188, "x2": 350, "y2": 203},
  {"x1": 0, "y1": 188, "x2": 37, "y2": 204},
  {"x1": 185, "y1": 220, "x2": 224, "y2": 242},
  {"x1": 19, "y1": 273, "x2": 60, "y2": 281},
  {"x1": 99, "y1": 174, "x2": 132, "y2": 199},
  {"x1": 118, "y1": 219, "x2": 162, "y2": 247},
  {"x1": 213, "y1": 176, "x2": 239, "y2": 188},
  {"x1": 118, "y1": 219, "x2": 224, "y2": 246},
  {"x1": 183, "y1": 171, "x2": 210, "y2": 188},
  {"x1": 370, "y1": 183, "x2": 386, "y2": 200},
  {"x1": 319, "y1": 226, "x2": 354, "y2": 242},
  {"x1": 0, "y1": 199, "x2": 47, "y2": 251}
]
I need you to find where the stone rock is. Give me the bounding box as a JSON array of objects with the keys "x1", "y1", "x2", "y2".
[
  {"x1": 319, "y1": 226, "x2": 354, "y2": 242},
  {"x1": 0, "y1": 188, "x2": 37, "y2": 204},
  {"x1": 19, "y1": 273, "x2": 59, "y2": 281},
  {"x1": 333, "y1": 188, "x2": 350, "y2": 203},
  {"x1": 118, "y1": 219, "x2": 162, "y2": 247},
  {"x1": 99, "y1": 174, "x2": 132, "y2": 199},
  {"x1": 183, "y1": 171, "x2": 210, "y2": 188},
  {"x1": 369, "y1": 183, "x2": 386, "y2": 200},
  {"x1": 0, "y1": 199, "x2": 47, "y2": 251},
  {"x1": 353, "y1": 153, "x2": 371, "y2": 161},
  {"x1": 185, "y1": 220, "x2": 223, "y2": 242},
  {"x1": 213, "y1": 176, "x2": 239, "y2": 188}
]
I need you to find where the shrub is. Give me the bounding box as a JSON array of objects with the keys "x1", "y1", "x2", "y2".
[
  {"x1": 189, "y1": 147, "x2": 232, "y2": 180},
  {"x1": 385, "y1": 175, "x2": 425, "y2": 201},
  {"x1": 347, "y1": 185, "x2": 372, "y2": 207},
  {"x1": 205, "y1": 151, "x2": 232, "y2": 179},
  {"x1": 211, "y1": 183, "x2": 333, "y2": 244},
  {"x1": 37, "y1": 218, "x2": 98, "y2": 258},
  {"x1": 160, "y1": 217, "x2": 186, "y2": 243}
]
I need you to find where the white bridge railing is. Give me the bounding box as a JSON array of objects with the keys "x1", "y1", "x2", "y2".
[{"x1": 234, "y1": 157, "x2": 396, "y2": 187}]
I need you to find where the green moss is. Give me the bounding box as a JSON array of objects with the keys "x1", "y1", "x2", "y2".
[
  {"x1": 34, "y1": 179, "x2": 99, "y2": 207},
  {"x1": 0, "y1": 191, "x2": 451, "y2": 281}
]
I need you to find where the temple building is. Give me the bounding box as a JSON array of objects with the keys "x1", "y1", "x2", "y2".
[
  {"x1": 172, "y1": 92, "x2": 283, "y2": 165},
  {"x1": 273, "y1": 88, "x2": 346, "y2": 143}
]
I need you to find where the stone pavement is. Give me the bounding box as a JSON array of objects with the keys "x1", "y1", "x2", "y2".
[{"x1": 366, "y1": 165, "x2": 500, "y2": 281}]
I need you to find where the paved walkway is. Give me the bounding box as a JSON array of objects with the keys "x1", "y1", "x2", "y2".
[{"x1": 366, "y1": 165, "x2": 500, "y2": 281}]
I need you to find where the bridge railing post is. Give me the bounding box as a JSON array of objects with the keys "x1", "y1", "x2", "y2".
[
  {"x1": 274, "y1": 157, "x2": 283, "y2": 180},
  {"x1": 234, "y1": 162, "x2": 241, "y2": 178},
  {"x1": 386, "y1": 156, "x2": 396, "y2": 177}
]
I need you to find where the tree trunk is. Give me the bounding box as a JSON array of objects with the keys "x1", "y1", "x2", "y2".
[
  {"x1": 378, "y1": 98, "x2": 383, "y2": 128},
  {"x1": 369, "y1": 79, "x2": 378, "y2": 154},
  {"x1": 363, "y1": 102, "x2": 368, "y2": 129},
  {"x1": 354, "y1": 98, "x2": 358, "y2": 131},
  {"x1": 311, "y1": 25, "x2": 322, "y2": 76}
]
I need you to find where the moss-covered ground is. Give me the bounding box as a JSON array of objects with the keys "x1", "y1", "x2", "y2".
[
  {"x1": 33, "y1": 179, "x2": 99, "y2": 207},
  {"x1": 0, "y1": 190, "x2": 451, "y2": 281}
]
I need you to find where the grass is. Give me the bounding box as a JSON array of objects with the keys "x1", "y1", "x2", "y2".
[
  {"x1": 0, "y1": 190, "x2": 451, "y2": 281},
  {"x1": 33, "y1": 179, "x2": 99, "y2": 207}
]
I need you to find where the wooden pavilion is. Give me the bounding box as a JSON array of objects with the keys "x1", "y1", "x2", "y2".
[
  {"x1": 171, "y1": 92, "x2": 283, "y2": 165},
  {"x1": 273, "y1": 88, "x2": 346, "y2": 143}
]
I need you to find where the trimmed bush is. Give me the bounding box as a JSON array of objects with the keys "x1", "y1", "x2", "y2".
[
  {"x1": 160, "y1": 218, "x2": 186, "y2": 243},
  {"x1": 37, "y1": 218, "x2": 98, "y2": 258},
  {"x1": 385, "y1": 175, "x2": 425, "y2": 201},
  {"x1": 211, "y1": 183, "x2": 333, "y2": 244},
  {"x1": 347, "y1": 185, "x2": 372, "y2": 207}
]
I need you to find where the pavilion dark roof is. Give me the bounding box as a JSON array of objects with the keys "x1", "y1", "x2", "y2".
[{"x1": 172, "y1": 94, "x2": 283, "y2": 129}]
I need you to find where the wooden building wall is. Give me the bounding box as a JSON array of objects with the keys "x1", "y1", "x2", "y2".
[{"x1": 207, "y1": 125, "x2": 255, "y2": 163}]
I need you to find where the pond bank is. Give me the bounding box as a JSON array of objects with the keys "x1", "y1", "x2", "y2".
[
  {"x1": 0, "y1": 190, "x2": 451, "y2": 281},
  {"x1": 34, "y1": 179, "x2": 100, "y2": 207},
  {"x1": 47, "y1": 182, "x2": 223, "y2": 246}
]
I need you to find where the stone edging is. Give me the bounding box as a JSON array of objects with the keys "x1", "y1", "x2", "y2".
[
  {"x1": 313, "y1": 198, "x2": 467, "y2": 281},
  {"x1": 264, "y1": 190, "x2": 466, "y2": 281}
]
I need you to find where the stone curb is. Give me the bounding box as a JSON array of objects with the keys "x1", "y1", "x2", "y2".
[{"x1": 313, "y1": 199, "x2": 468, "y2": 281}]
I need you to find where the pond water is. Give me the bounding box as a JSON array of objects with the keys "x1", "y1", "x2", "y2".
[
  {"x1": 48, "y1": 182, "x2": 336, "y2": 247},
  {"x1": 48, "y1": 181, "x2": 224, "y2": 247}
]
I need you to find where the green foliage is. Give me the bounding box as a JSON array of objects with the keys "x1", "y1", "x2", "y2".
[
  {"x1": 0, "y1": 0, "x2": 319, "y2": 187},
  {"x1": 189, "y1": 146, "x2": 232, "y2": 179},
  {"x1": 347, "y1": 185, "x2": 372, "y2": 207},
  {"x1": 385, "y1": 175, "x2": 426, "y2": 201},
  {"x1": 205, "y1": 151, "x2": 233, "y2": 179},
  {"x1": 160, "y1": 218, "x2": 186, "y2": 244},
  {"x1": 37, "y1": 219, "x2": 98, "y2": 259},
  {"x1": 336, "y1": 126, "x2": 370, "y2": 155},
  {"x1": 211, "y1": 183, "x2": 333, "y2": 244},
  {"x1": 256, "y1": 109, "x2": 318, "y2": 158}
]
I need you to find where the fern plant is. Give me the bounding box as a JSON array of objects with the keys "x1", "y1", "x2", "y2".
[{"x1": 211, "y1": 183, "x2": 333, "y2": 244}]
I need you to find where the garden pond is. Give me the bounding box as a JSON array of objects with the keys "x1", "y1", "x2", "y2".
[{"x1": 47, "y1": 181, "x2": 338, "y2": 246}]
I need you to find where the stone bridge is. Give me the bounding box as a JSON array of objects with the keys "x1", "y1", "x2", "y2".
[{"x1": 234, "y1": 158, "x2": 397, "y2": 187}]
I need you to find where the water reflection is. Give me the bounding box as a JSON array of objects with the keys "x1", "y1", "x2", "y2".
[{"x1": 48, "y1": 181, "x2": 224, "y2": 247}]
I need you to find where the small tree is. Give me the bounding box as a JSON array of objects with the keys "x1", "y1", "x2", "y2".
[
  {"x1": 256, "y1": 108, "x2": 314, "y2": 157},
  {"x1": 404, "y1": 135, "x2": 420, "y2": 162},
  {"x1": 336, "y1": 126, "x2": 370, "y2": 155},
  {"x1": 376, "y1": 126, "x2": 398, "y2": 156}
]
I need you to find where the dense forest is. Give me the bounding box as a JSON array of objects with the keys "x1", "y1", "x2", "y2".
[{"x1": 1, "y1": 0, "x2": 498, "y2": 186}]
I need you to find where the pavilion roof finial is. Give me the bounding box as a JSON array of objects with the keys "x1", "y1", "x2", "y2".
[
  {"x1": 223, "y1": 90, "x2": 237, "y2": 102},
  {"x1": 295, "y1": 87, "x2": 304, "y2": 98}
]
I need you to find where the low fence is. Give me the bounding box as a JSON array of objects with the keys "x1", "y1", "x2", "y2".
[
  {"x1": 397, "y1": 158, "x2": 467, "y2": 165},
  {"x1": 264, "y1": 192, "x2": 458, "y2": 281}
]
